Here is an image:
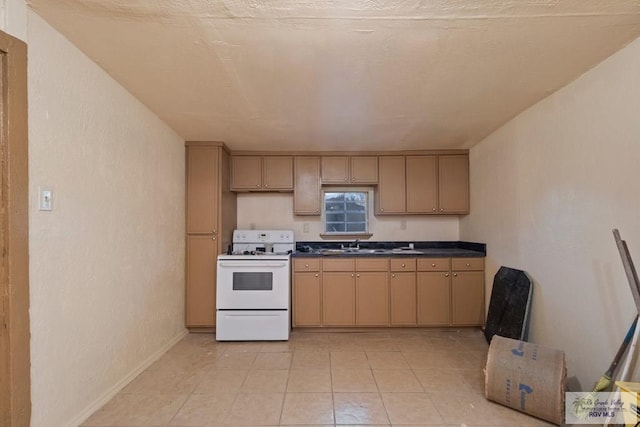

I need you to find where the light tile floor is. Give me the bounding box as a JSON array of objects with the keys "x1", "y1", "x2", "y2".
[{"x1": 82, "y1": 329, "x2": 555, "y2": 426}]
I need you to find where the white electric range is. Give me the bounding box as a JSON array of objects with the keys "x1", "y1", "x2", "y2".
[{"x1": 216, "y1": 229, "x2": 294, "y2": 341}]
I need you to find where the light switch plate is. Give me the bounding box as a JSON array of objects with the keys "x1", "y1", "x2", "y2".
[{"x1": 39, "y1": 187, "x2": 53, "y2": 211}]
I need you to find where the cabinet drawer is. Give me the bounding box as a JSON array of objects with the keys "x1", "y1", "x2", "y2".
[
  {"x1": 356, "y1": 258, "x2": 388, "y2": 272},
  {"x1": 390, "y1": 258, "x2": 416, "y2": 271},
  {"x1": 294, "y1": 258, "x2": 321, "y2": 272},
  {"x1": 451, "y1": 257, "x2": 484, "y2": 271},
  {"x1": 323, "y1": 258, "x2": 356, "y2": 271},
  {"x1": 417, "y1": 258, "x2": 450, "y2": 271}
]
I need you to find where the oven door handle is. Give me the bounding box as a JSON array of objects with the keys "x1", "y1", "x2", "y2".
[{"x1": 218, "y1": 261, "x2": 289, "y2": 268}]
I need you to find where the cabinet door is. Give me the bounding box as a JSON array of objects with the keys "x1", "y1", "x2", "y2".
[
  {"x1": 356, "y1": 272, "x2": 389, "y2": 326},
  {"x1": 186, "y1": 146, "x2": 219, "y2": 233},
  {"x1": 293, "y1": 272, "x2": 322, "y2": 326},
  {"x1": 390, "y1": 272, "x2": 416, "y2": 326},
  {"x1": 350, "y1": 156, "x2": 378, "y2": 184},
  {"x1": 231, "y1": 156, "x2": 262, "y2": 190},
  {"x1": 186, "y1": 235, "x2": 217, "y2": 327},
  {"x1": 323, "y1": 272, "x2": 355, "y2": 325},
  {"x1": 263, "y1": 156, "x2": 293, "y2": 190},
  {"x1": 452, "y1": 271, "x2": 484, "y2": 326},
  {"x1": 294, "y1": 156, "x2": 321, "y2": 215},
  {"x1": 376, "y1": 156, "x2": 406, "y2": 214},
  {"x1": 406, "y1": 155, "x2": 438, "y2": 214},
  {"x1": 438, "y1": 155, "x2": 469, "y2": 214},
  {"x1": 417, "y1": 272, "x2": 450, "y2": 326},
  {"x1": 321, "y1": 156, "x2": 350, "y2": 184}
]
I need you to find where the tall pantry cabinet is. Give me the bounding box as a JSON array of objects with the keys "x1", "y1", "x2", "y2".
[{"x1": 185, "y1": 142, "x2": 236, "y2": 331}]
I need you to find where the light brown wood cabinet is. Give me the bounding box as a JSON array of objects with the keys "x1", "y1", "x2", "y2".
[
  {"x1": 406, "y1": 155, "x2": 438, "y2": 213},
  {"x1": 292, "y1": 259, "x2": 322, "y2": 327},
  {"x1": 293, "y1": 156, "x2": 322, "y2": 215},
  {"x1": 322, "y1": 258, "x2": 388, "y2": 326},
  {"x1": 416, "y1": 257, "x2": 484, "y2": 327},
  {"x1": 376, "y1": 156, "x2": 406, "y2": 214},
  {"x1": 377, "y1": 154, "x2": 469, "y2": 215},
  {"x1": 185, "y1": 143, "x2": 236, "y2": 330},
  {"x1": 451, "y1": 258, "x2": 485, "y2": 325},
  {"x1": 390, "y1": 258, "x2": 417, "y2": 326},
  {"x1": 321, "y1": 156, "x2": 378, "y2": 184},
  {"x1": 438, "y1": 155, "x2": 470, "y2": 214},
  {"x1": 292, "y1": 255, "x2": 483, "y2": 328},
  {"x1": 231, "y1": 155, "x2": 293, "y2": 191}
]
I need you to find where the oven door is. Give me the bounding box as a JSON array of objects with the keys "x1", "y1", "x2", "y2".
[{"x1": 216, "y1": 259, "x2": 290, "y2": 309}]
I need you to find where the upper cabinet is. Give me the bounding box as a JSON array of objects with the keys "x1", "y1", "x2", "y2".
[
  {"x1": 377, "y1": 154, "x2": 469, "y2": 215},
  {"x1": 231, "y1": 155, "x2": 293, "y2": 191},
  {"x1": 294, "y1": 156, "x2": 321, "y2": 215},
  {"x1": 186, "y1": 146, "x2": 220, "y2": 233},
  {"x1": 321, "y1": 156, "x2": 378, "y2": 184},
  {"x1": 438, "y1": 155, "x2": 469, "y2": 214},
  {"x1": 376, "y1": 156, "x2": 406, "y2": 214}
]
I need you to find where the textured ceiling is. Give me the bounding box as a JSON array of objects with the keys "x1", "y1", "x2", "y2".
[{"x1": 26, "y1": 0, "x2": 640, "y2": 151}]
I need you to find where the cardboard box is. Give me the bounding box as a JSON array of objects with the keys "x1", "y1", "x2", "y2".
[{"x1": 485, "y1": 335, "x2": 566, "y2": 425}]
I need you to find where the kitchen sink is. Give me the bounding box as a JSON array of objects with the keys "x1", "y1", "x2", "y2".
[{"x1": 318, "y1": 248, "x2": 424, "y2": 256}]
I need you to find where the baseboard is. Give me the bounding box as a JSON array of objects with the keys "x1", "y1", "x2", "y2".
[{"x1": 65, "y1": 328, "x2": 189, "y2": 427}]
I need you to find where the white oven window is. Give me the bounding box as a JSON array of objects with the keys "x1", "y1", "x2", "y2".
[{"x1": 232, "y1": 272, "x2": 273, "y2": 291}]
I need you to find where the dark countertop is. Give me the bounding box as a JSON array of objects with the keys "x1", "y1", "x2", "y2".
[{"x1": 293, "y1": 241, "x2": 486, "y2": 258}]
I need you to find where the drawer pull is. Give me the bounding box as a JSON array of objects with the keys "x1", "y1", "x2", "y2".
[
  {"x1": 391, "y1": 273, "x2": 396, "y2": 278},
  {"x1": 453, "y1": 273, "x2": 458, "y2": 277},
  {"x1": 305, "y1": 264, "x2": 309, "y2": 268},
  {"x1": 466, "y1": 263, "x2": 470, "y2": 267},
  {"x1": 315, "y1": 273, "x2": 319, "y2": 277},
  {"x1": 431, "y1": 263, "x2": 436, "y2": 267},
  {"x1": 445, "y1": 273, "x2": 449, "y2": 277},
  {"x1": 401, "y1": 263, "x2": 406, "y2": 268},
  {"x1": 356, "y1": 274, "x2": 360, "y2": 278}
]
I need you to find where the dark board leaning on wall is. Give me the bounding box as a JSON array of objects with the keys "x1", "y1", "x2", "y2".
[{"x1": 484, "y1": 266, "x2": 533, "y2": 343}]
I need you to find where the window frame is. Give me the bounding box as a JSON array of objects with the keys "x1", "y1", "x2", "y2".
[{"x1": 321, "y1": 189, "x2": 371, "y2": 236}]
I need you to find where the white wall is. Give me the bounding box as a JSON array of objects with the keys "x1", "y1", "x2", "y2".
[
  {"x1": 0, "y1": 0, "x2": 26, "y2": 40},
  {"x1": 460, "y1": 36, "x2": 640, "y2": 388},
  {"x1": 28, "y1": 11, "x2": 186, "y2": 427},
  {"x1": 237, "y1": 193, "x2": 460, "y2": 242}
]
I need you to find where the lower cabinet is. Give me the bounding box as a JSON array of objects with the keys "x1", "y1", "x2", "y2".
[
  {"x1": 451, "y1": 258, "x2": 485, "y2": 325},
  {"x1": 390, "y1": 258, "x2": 417, "y2": 326},
  {"x1": 323, "y1": 272, "x2": 356, "y2": 325},
  {"x1": 417, "y1": 272, "x2": 451, "y2": 326},
  {"x1": 292, "y1": 256, "x2": 484, "y2": 328},
  {"x1": 356, "y1": 271, "x2": 389, "y2": 325},
  {"x1": 293, "y1": 258, "x2": 322, "y2": 327},
  {"x1": 186, "y1": 235, "x2": 217, "y2": 327}
]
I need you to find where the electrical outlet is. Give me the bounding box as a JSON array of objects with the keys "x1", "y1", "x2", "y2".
[
  {"x1": 400, "y1": 218, "x2": 407, "y2": 230},
  {"x1": 303, "y1": 223, "x2": 310, "y2": 233},
  {"x1": 39, "y1": 187, "x2": 53, "y2": 211}
]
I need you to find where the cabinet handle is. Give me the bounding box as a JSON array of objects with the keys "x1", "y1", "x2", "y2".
[
  {"x1": 305, "y1": 264, "x2": 309, "y2": 268},
  {"x1": 212, "y1": 237, "x2": 216, "y2": 240},
  {"x1": 380, "y1": 208, "x2": 384, "y2": 212},
  {"x1": 431, "y1": 263, "x2": 436, "y2": 267},
  {"x1": 466, "y1": 263, "x2": 470, "y2": 267},
  {"x1": 391, "y1": 273, "x2": 396, "y2": 278},
  {"x1": 213, "y1": 229, "x2": 217, "y2": 234},
  {"x1": 445, "y1": 273, "x2": 449, "y2": 277},
  {"x1": 351, "y1": 273, "x2": 354, "y2": 278},
  {"x1": 432, "y1": 207, "x2": 436, "y2": 211},
  {"x1": 315, "y1": 273, "x2": 319, "y2": 277},
  {"x1": 453, "y1": 273, "x2": 458, "y2": 277},
  {"x1": 356, "y1": 274, "x2": 360, "y2": 278},
  {"x1": 440, "y1": 208, "x2": 444, "y2": 212},
  {"x1": 344, "y1": 177, "x2": 348, "y2": 182},
  {"x1": 265, "y1": 184, "x2": 269, "y2": 188},
  {"x1": 256, "y1": 184, "x2": 261, "y2": 188}
]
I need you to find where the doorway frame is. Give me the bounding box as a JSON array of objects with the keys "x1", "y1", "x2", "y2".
[{"x1": 0, "y1": 28, "x2": 30, "y2": 427}]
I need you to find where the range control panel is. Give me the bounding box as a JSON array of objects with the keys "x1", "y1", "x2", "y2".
[{"x1": 232, "y1": 229, "x2": 294, "y2": 244}]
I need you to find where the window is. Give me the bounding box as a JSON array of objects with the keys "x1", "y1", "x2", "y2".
[{"x1": 324, "y1": 191, "x2": 368, "y2": 234}]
